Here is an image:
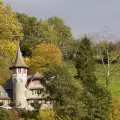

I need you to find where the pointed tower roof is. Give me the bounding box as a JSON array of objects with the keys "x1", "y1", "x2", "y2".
[{"x1": 9, "y1": 46, "x2": 29, "y2": 70}]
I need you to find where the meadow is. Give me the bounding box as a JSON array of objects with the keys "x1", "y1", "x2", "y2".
[{"x1": 63, "y1": 60, "x2": 120, "y2": 96}]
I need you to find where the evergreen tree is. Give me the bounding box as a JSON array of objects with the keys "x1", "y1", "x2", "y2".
[
  {"x1": 44, "y1": 65, "x2": 87, "y2": 120},
  {"x1": 74, "y1": 36, "x2": 112, "y2": 120}
]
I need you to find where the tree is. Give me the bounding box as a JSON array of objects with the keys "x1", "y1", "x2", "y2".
[
  {"x1": 16, "y1": 12, "x2": 37, "y2": 40},
  {"x1": 48, "y1": 16, "x2": 74, "y2": 56},
  {"x1": 95, "y1": 40, "x2": 120, "y2": 86},
  {"x1": 44, "y1": 64, "x2": 86, "y2": 120},
  {"x1": 91, "y1": 29, "x2": 120, "y2": 86},
  {"x1": 74, "y1": 36, "x2": 112, "y2": 120},
  {"x1": 16, "y1": 13, "x2": 58, "y2": 56},
  {"x1": 0, "y1": 2, "x2": 23, "y2": 40},
  {"x1": 0, "y1": 40, "x2": 17, "y2": 84},
  {"x1": 29, "y1": 44, "x2": 62, "y2": 74}
]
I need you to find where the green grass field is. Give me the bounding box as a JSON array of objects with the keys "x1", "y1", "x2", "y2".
[{"x1": 63, "y1": 60, "x2": 120, "y2": 96}]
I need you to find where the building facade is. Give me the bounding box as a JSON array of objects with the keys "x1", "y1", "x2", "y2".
[{"x1": 0, "y1": 46, "x2": 53, "y2": 110}]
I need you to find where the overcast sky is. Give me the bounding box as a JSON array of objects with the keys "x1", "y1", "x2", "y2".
[{"x1": 4, "y1": 0, "x2": 120, "y2": 38}]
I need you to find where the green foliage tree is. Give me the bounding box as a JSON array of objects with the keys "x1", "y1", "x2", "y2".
[
  {"x1": 44, "y1": 65, "x2": 87, "y2": 120},
  {"x1": 48, "y1": 16, "x2": 73, "y2": 44},
  {"x1": 16, "y1": 12, "x2": 37, "y2": 39},
  {"x1": 74, "y1": 36, "x2": 112, "y2": 120},
  {"x1": 0, "y1": 2, "x2": 23, "y2": 40},
  {"x1": 16, "y1": 13, "x2": 58, "y2": 56},
  {"x1": 48, "y1": 16, "x2": 74, "y2": 57}
]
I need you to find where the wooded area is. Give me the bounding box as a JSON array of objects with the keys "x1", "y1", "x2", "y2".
[{"x1": 0, "y1": 1, "x2": 120, "y2": 120}]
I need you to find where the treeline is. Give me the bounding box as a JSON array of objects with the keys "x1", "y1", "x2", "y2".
[{"x1": 0, "y1": 1, "x2": 120, "y2": 120}]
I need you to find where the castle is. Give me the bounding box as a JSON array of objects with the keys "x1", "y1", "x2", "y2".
[{"x1": 0, "y1": 46, "x2": 53, "y2": 110}]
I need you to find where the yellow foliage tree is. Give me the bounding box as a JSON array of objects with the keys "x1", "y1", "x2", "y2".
[
  {"x1": 29, "y1": 44, "x2": 62, "y2": 74},
  {"x1": 0, "y1": 40, "x2": 17, "y2": 84},
  {"x1": 38, "y1": 109, "x2": 71, "y2": 120},
  {"x1": 0, "y1": 1, "x2": 23, "y2": 40},
  {"x1": 110, "y1": 97, "x2": 120, "y2": 120}
]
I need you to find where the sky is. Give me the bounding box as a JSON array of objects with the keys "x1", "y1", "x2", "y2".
[{"x1": 3, "y1": 0, "x2": 120, "y2": 38}]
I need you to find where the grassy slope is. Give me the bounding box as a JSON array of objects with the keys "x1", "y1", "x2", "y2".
[{"x1": 63, "y1": 60, "x2": 120, "y2": 96}]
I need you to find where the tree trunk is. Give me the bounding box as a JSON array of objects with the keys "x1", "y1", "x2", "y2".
[
  {"x1": 106, "y1": 48, "x2": 110, "y2": 87},
  {"x1": 106, "y1": 74, "x2": 110, "y2": 86}
]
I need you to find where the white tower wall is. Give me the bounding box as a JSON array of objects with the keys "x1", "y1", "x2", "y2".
[{"x1": 12, "y1": 68, "x2": 27, "y2": 109}]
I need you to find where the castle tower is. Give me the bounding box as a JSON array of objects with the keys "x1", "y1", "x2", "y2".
[{"x1": 9, "y1": 46, "x2": 29, "y2": 109}]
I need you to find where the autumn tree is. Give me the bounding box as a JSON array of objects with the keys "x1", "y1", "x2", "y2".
[
  {"x1": 110, "y1": 97, "x2": 120, "y2": 120},
  {"x1": 0, "y1": 40, "x2": 17, "y2": 84},
  {"x1": 39, "y1": 109, "x2": 56, "y2": 120},
  {"x1": 0, "y1": 1, "x2": 23, "y2": 40},
  {"x1": 29, "y1": 44, "x2": 62, "y2": 74}
]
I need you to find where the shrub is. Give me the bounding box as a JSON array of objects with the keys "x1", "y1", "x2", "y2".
[
  {"x1": 0, "y1": 102, "x2": 3, "y2": 106},
  {"x1": 9, "y1": 102, "x2": 16, "y2": 108},
  {"x1": 20, "y1": 110, "x2": 38, "y2": 120},
  {"x1": 0, "y1": 109, "x2": 19, "y2": 120}
]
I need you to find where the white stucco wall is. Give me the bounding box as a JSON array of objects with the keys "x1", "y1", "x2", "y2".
[
  {"x1": 12, "y1": 76, "x2": 27, "y2": 109},
  {"x1": 0, "y1": 100, "x2": 10, "y2": 105}
]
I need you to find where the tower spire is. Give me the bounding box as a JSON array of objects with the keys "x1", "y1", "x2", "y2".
[{"x1": 9, "y1": 45, "x2": 29, "y2": 70}]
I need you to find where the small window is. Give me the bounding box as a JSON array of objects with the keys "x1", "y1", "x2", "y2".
[
  {"x1": 24, "y1": 69, "x2": 26, "y2": 74},
  {"x1": 18, "y1": 68, "x2": 21, "y2": 74},
  {"x1": 32, "y1": 90, "x2": 37, "y2": 95},
  {"x1": 35, "y1": 90, "x2": 37, "y2": 94},
  {"x1": 13, "y1": 69, "x2": 16, "y2": 74}
]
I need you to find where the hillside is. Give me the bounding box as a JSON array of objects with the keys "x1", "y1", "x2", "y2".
[{"x1": 63, "y1": 60, "x2": 120, "y2": 96}]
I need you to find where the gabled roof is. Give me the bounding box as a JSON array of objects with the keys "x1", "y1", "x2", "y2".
[
  {"x1": 27, "y1": 72, "x2": 45, "y2": 88},
  {"x1": 9, "y1": 45, "x2": 29, "y2": 70},
  {"x1": 33, "y1": 72, "x2": 43, "y2": 79},
  {"x1": 0, "y1": 86, "x2": 11, "y2": 100},
  {"x1": 4, "y1": 77, "x2": 13, "y2": 90}
]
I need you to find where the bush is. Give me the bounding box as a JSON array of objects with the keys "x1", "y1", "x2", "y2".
[
  {"x1": 0, "y1": 109, "x2": 19, "y2": 120},
  {"x1": 9, "y1": 102, "x2": 16, "y2": 108},
  {"x1": 0, "y1": 102, "x2": 3, "y2": 106},
  {"x1": 20, "y1": 110, "x2": 38, "y2": 120}
]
